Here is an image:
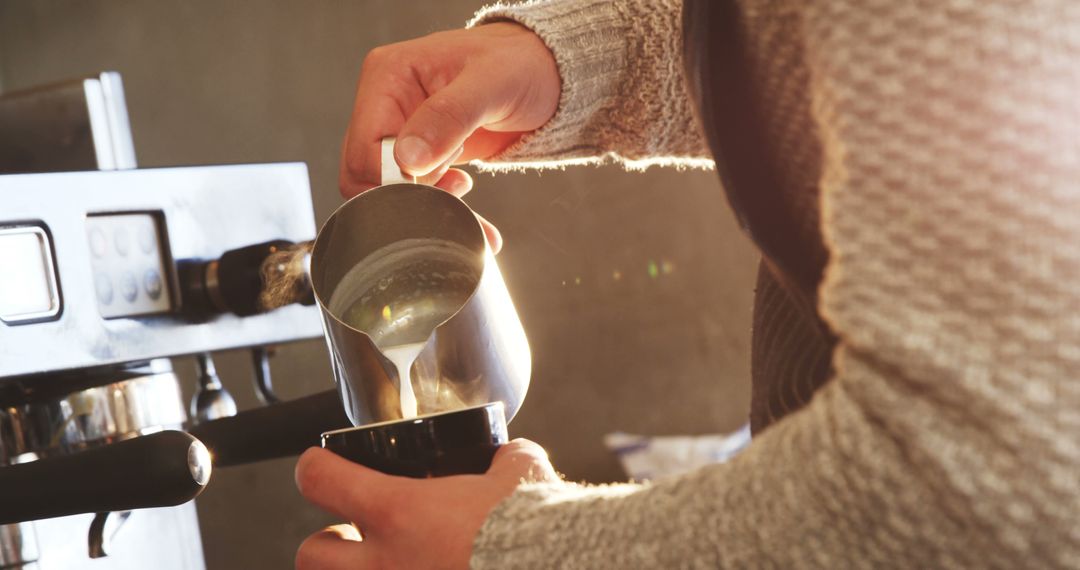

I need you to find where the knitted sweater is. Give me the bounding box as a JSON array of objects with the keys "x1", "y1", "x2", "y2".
[{"x1": 468, "y1": 1, "x2": 1080, "y2": 568}]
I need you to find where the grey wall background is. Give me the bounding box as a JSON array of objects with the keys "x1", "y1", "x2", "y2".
[{"x1": 0, "y1": 1, "x2": 758, "y2": 568}]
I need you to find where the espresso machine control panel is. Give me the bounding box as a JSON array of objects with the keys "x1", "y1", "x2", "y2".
[
  {"x1": 0, "y1": 163, "x2": 323, "y2": 378},
  {"x1": 85, "y1": 213, "x2": 173, "y2": 318}
]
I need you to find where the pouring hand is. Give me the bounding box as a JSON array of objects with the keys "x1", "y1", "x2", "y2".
[
  {"x1": 339, "y1": 23, "x2": 561, "y2": 253},
  {"x1": 294, "y1": 439, "x2": 559, "y2": 570}
]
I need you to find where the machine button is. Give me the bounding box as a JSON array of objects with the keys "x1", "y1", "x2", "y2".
[
  {"x1": 87, "y1": 214, "x2": 173, "y2": 318},
  {"x1": 119, "y1": 272, "x2": 138, "y2": 303},
  {"x1": 94, "y1": 272, "x2": 114, "y2": 306},
  {"x1": 113, "y1": 227, "x2": 130, "y2": 257},
  {"x1": 89, "y1": 228, "x2": 108, "y2": 258},
  {"x1": 138, "y1": 224, "x2": 155, "y2": 255},
  {"x1": 0, "y1": 226, "x2": 62, "y2": 324},
  {"x1": 144, "y1": 269, "x2": 163, "y2": 301}
]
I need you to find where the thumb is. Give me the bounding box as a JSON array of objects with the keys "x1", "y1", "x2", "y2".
[
  {"x1": 488, "y1": 439, "x2": 560, "y2": 483},
  {"x1": 395, "y1": 70, "x2": 499, "y2": 176},
  {"x1": 295, "y1": 447, "x2": 401, "y2": 528}
]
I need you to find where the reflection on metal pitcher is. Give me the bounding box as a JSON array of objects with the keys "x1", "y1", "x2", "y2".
[{"x1": 311, "y1": 151, "x2": 530, "y2": 427}]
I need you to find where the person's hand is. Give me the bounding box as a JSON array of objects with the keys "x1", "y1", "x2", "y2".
[
  {"x1": 294, "y1": 439, "x2": 559, "y2": 569},
  {"x1": 339, "y1": 23, "x2": 561, "y2": 253}
]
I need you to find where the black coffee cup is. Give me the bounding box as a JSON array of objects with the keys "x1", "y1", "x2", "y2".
[{"x1": 320, "y1": 402, "x2": 508, "y2": 478}]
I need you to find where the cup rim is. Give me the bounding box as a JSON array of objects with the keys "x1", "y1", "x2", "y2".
[
  {"x1": 308, "y1": 182, "x2": 493, "y2": 343},
  {"x1": 320, "y1": 401, "x2": 506, "y2": 435}
]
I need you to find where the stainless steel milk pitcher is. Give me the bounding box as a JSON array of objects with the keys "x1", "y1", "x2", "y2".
[{"x1": 309, "y1": 138, "x2": 530, "y2": 426}]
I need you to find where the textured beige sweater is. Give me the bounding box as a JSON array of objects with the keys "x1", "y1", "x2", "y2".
[{"x1": 468, "y1": 1, "x2": 1080, "y2": 568}]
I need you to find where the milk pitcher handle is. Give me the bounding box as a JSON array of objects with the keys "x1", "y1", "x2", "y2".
[{"x1": 381, "y1": 137, "x2": 416, "y2": 186}]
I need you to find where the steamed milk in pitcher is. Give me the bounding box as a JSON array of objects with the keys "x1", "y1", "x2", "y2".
[{"x1": 327, "y1": 238, "x2": 479, "y2": 419}]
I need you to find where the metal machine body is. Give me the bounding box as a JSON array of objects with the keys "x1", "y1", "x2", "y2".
[
  {"x1": 0, "y1": 164, "x2": 324, "y2": 569},
  {"x1": 0, "y1": 163, "x2": 321, "y2": 376},
  {"x1": 23, "y1": 505, "x2": 204, "y2": 570}
]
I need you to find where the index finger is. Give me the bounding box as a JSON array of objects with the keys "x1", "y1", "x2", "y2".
[
  {"x1": 295, "y1": 447, "x2": 406, "y2": 529},
  {"x1": 338, "y1": 49, "x2": 427, "y2": 197},
  {"x1": 338, "y1": 94, "x2": 410, "y2": 198}
]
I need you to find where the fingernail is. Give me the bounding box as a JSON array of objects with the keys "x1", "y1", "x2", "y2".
[{"x1": 396, "y1": 136, "x2": 432, "y2": 172}]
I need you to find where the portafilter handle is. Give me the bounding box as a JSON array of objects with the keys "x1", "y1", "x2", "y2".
[
  {"x1": 0, "y1": 431, "x2": 210, "y2": 525},
  {"x1": 188, "y1": 389, "x2": 350, "y2": 467}
]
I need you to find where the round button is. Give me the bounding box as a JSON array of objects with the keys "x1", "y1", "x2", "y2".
[
  {"x1": 113, "y1": 227, "x2": 130, "y2": 257},
  {"x1": 94, "y1": 272, "x2": 114, "y2": 306},
  {"x1": 144, "y1": 269, "x2": 163, "y2": 301},
  {"x1": 138, "y1": 224, "x2": 155, "y2": 255},
  {"x1": 119, "y1": 271, "x2": 138, "y2": 303},
  {"x1": 89, "y1": 228, "x2": 108, "y2": 258}
]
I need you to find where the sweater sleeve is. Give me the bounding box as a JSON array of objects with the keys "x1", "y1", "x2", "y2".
[
  {"x1": 470, "y1": 1, "x2": 1080, "y2": 568},
  {"x1": 467, "y1": 0, "x2": 712, "y2": 170}
]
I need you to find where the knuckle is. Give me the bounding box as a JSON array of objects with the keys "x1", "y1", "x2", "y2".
[
  {"x1": 504, "y1": 438, "x2": 535, "y2": 450},
  {"x1": 342, "y1": 149, "x2": 367, "y2": 179},
  {"x1": 361, "y1": 45, "x2": 390, "y2": 70},
  {"x1": 493, "y1": 439, "x2": 556, "y2": 481},
  {"x1": 340, "y1": 157, "x2": 376, "y2": 198},
  {"x1": 503, "y1": 438, "x2": 545, "y2": 458},
  {"x1": 338, "y1": 173, "x2": 353, "y2": 198}
]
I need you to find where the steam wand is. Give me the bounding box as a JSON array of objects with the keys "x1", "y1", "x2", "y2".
[{"x1": 251, "y1": 347, "x2": 280, "y2": 405}]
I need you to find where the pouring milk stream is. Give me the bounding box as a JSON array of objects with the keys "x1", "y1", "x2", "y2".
[{"x1": 324, "y1": 140, "x2": 478, "y2": 419}]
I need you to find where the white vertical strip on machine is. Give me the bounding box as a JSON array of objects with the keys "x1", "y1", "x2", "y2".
[
  {"x1": 99, "y1": 71, "x2": 138, "y2": 170},
  {"x1": 82, "y1": 77, "x2": 116, "y2": 170}
]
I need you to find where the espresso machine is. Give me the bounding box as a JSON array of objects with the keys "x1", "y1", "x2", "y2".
[
  {"x1": 0, "y1": 71, "x2": 531, "y2": 568},
  {"x1": 0, "y1": 73, "x2": 351, "y2": 569}
]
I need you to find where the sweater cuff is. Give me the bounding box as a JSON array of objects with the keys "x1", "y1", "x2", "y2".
[
  {"x1": 468, "y1": 0, "x2": 630, "y2": 168},
  {"x1": 470, "y1": 480, "x2": 647, "y2": 568}
]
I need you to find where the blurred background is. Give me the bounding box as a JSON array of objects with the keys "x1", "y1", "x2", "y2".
[{"x1": 0, "y1": 1, "x2": 757, "y2": 567}]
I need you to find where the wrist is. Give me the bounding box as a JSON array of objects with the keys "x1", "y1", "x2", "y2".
[
  {"x1": 468, "y1": 0, "x2": 629, "y2": 164},
  {"x1": 472, "y1": 21, "x2": 561, "y2": 133}
]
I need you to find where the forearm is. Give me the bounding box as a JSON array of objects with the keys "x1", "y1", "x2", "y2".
[
  {"x1": 471, "y1": 0, "x2": 1080, "y2": 565},
  {"x1": 474, "y1": 374, "x2": 967, "y2": 568},
  {"x1": 468, "y1": 0, "x2": 712, "y2": 170},
  {"x1": 474, "y1": 342, "x2": 1076, "y2": 568}
]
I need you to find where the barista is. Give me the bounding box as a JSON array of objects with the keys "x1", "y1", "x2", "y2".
[{"x1": 295, "y1": 0, "x2": 1080, "y2": 568}]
